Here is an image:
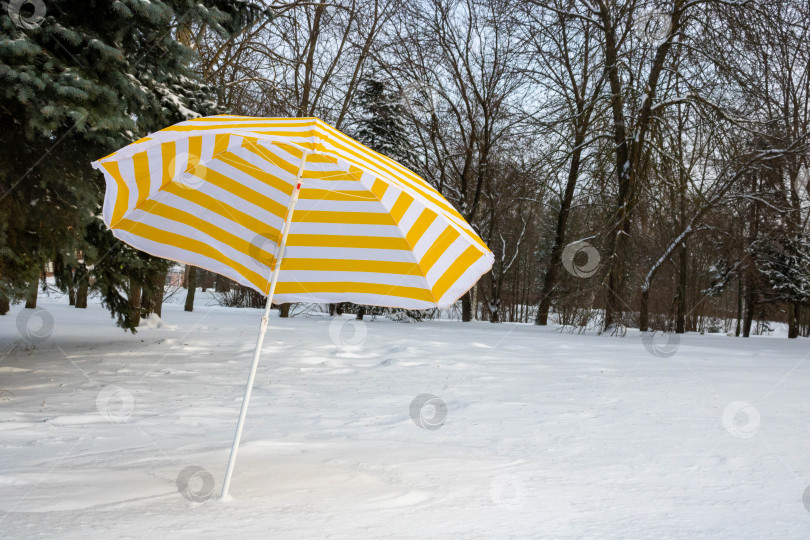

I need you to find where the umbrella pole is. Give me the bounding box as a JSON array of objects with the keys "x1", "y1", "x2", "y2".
[{"x1": 220, "y1": 150, "x2": 309, "y2": 500}]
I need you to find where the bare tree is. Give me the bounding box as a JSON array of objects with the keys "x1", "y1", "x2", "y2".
[
  {"x1": 388, "y1": 0, "x2": 529, "y2": 321},
  {"x1": 522, "y1": 0, "x2": 608, "y2": 325}
]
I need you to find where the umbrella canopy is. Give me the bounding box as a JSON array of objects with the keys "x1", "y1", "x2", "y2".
[
  {"x1": 91, "y1": 115, "x2": 493, "y2": 500},
  {"x1": 91, "y1": 116, "x2": 493, "y2": 309}
]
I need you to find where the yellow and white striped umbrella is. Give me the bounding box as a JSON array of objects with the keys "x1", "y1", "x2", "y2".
[
  {"x1": 91, "y1": 116, "x2": 493, "y2": 309},
  {"x1": 92, "y1": 115, "x2": 494, "y2": 498}
]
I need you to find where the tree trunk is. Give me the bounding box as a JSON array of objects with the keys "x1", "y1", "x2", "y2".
[
  {"x1": 675, "y1": 103, "x2": 688, "y2": 335},
  {"x1": 604, "y1": 206, "x2": 633, "y2": 331},
  {"x1": 743, "y1": 171, "x2": 759, "y2": 338},
  {"x1": 215, "y1": 274, "x2": 231, "y2": 293},
  {"x1": 743, "y1": 289, "x2": 754, "y2": 338},
  {"x1": 786, "y1": 161, "x2": 802, "y2": 339},
  {"x1": 598, "y1": 1, "x2": 683, "y2": 331},
  {"x1": 24, "y1": 280, "x2": 38, "y2": 309},
  {"x1": 598, "y1": 3, "x2": 631, "y2": 331},
  {"x1": 141, "y1": 268, "x2": 167, "y2": 318},
  {"x1": 183, "y1": 265, "x2": 190, "y2": 288},
  {"x1": 141, "y1": 277, "x2": 153, "y2": 316},
  {"x1": 536, "y1": 138, "x2": 584, "y2": 325},
  {"x1": 788, "y1": 302, "x2": 799, "y2": 339},
  {"x1": 675, "y1": 242, "x2": 687, "y2": 333},
  {"x1": 461, "y1": 290, "x2": 473, "y2": 322},
  {"x1": 185, "y1": 266, "x2": 196, "y2": 312},
  {"x1": 0, "y1": 291, "x2": 8, "y2": 315},
  {"x1": 129, "y1": 278, "x2": 142, "y2": 328},
  {"x1": 68, "y1": 284, "x2": 76, "y2": 306},
  {"x1": 489, "y1": 281, "x2": 501, "y2": 323},
  {"x1": 151, "y1": 271, "x2": 166, "y2": 318},
  {"x1": 75, "y1": 278, "x2": 88, "y2": 309},
  {"x1": 639, "y1": 289, "x2": 650, "y2": 332},
  {"x1": 472, "y1": 284, "x2": 479, "y2": 319},
  {"x1": 279, "y1": 303, "x2": 291, "y2": 318},
  {"x1": 735, "y1": 277, "x2": 743, "y2": 337},
  {"x1": 356, "y1": 306, "x2": 365, "y2": 321}
]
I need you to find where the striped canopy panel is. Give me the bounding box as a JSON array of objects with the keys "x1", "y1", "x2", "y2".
[{"x1": 91, "y1": 116, "x2": 493, "y2": 309}]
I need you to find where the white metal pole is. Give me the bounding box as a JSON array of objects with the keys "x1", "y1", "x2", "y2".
[{"x1": 220, "y1": 150, "x2": 309, "y2": 500}]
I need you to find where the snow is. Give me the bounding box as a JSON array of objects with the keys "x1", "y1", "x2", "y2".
[{"x1": 2, "y1": 293, "x2": 810, "y2": 538}]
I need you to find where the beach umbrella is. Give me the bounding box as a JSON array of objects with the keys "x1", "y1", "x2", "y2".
[{"x1": 91, "y1": 115, "x2": 493, "y2": 498}]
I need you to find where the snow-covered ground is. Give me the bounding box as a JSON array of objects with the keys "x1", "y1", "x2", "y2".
[{"x1": 1, "y1": 292, "x2": 809, "y2": 539}]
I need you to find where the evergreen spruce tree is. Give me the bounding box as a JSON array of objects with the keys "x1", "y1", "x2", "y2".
[
  {"x1": 0, "y1": 0, "x2": 268, "y2": 327},
  {"x1": 352, "y1": 75, "x2": 417, "y2": 169},
  {"x1": 751, "y1": 233, "x2": 810, "y2": 338}
]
